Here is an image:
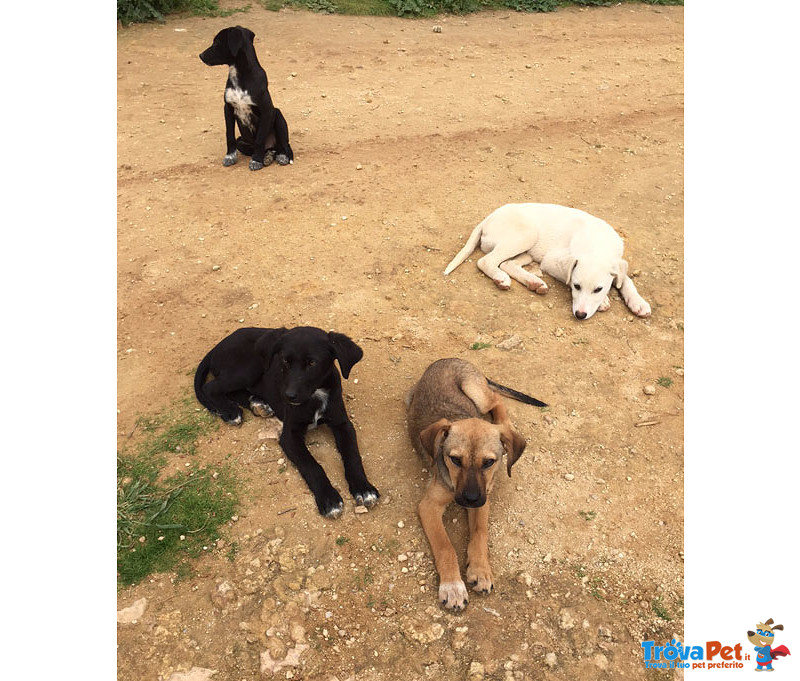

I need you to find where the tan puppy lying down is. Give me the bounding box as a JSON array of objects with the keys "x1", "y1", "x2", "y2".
[
  {"x1": 405, "y1": 358, "x2": 546, "y2": 611},
  {"x1": 444, "y1": 203, "x2": 651, "y2": 320}
]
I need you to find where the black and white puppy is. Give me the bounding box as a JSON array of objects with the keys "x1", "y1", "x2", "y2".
[
  {"x1": 199, "y1": 26, "x2": 294, "y2": 170},
  {"x1": 195, "y1": 327, "x2": 379, "y2": 517}
]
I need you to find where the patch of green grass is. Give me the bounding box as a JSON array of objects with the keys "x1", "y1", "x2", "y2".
[
  {"x1": 336, "y1": 535, "x2": 350, "y2": 546},
  {"x1": 226, "y1": 541, "x2": 240, "y2": 562},
  {"x1": 656, "y1": 376, "x2": 673, "y2": 388},
  {"x1": 578, "y1": 510, "x2": 596, "y2": 522},
  {"x1": 117, "y1": 397, "x2": 237, "y2": 586},
  {"x1": 652, "y1": 596, "x2": 673, "y2": 621},
  {"x1": 118, "y1": 0, "x2": 251, "y2": 25},
  {"x1": 469, "y1": 342, "x2": 492, "y2": 351}
]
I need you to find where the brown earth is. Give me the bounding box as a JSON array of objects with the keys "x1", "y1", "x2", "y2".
[{"x1": 117, "y1": 4, "x2": 684, "y2": 681}]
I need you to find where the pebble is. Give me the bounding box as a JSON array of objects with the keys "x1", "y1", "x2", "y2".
[
  {"x1": 643, "y1": 384, "x2": 656, "y2": 395},
  {"x1": 545, "y1": 652, "x2": 557, "y2": 668},
  {"x1": 594, "y1": 653, "x2": 609, "y2": 670},
  {"x1": 564, "y1": 473, "x2": 574, "y2": 481},
  {"x1": 467, "y1": 662, "x2": 485, "y2": 680},
  {"x1": 398, "y1": 553, "x2": 408, "y2": 562},
  {"x1": 397, "y1": 521, "x2": 405, "y2": 528},
  {"x1": 212, "y1": 265, "x2": 220, "y2": 271},
  {"x1": 354, "y1": 505, "x2": 368, "y2": 514},
  {"x1": 356, "y1": 164, "x2": 363, "y2": 170}
]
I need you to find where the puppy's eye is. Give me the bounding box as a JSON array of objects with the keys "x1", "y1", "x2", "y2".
[
  {"x1": 481, "y1": 459, "x2": 496, "y2": 469},
  {"x1": 281, "y1": 358, "x2": 290, "y2": 368},
  {"x1": 593, "y1": 286, "x2": 603, "y2": 293},
  {"x1": 448, "y1": 456, "x2": 462, "y2": 468},
  {"x1": 574, "y1": 284, "x2": 581, "y2": 291},
  {"x1": 306, "y1": 359, "x2": 317, "y2": 368}
]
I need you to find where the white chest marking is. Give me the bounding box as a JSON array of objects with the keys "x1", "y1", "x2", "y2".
[
  {"x1": 310, "y1": 389, "x2": 329, "y2": 430},
  {"x1": 225, "y1": 66, "x2": 255, "y2": 131}
]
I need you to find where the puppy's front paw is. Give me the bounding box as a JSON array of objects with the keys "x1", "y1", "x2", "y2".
[
  {"x1": 599, "y1": 295, "x2": 611, "y2": 312},
  {"x1": 316, "y1": 488, "x2": 345, "y2": 518},
  {"x1": 223, "y1": 151, "x2": 238, "y2": 166},
  {"x1": 439, "y1": 580, "x2": 469, "y2": 611},
  {"x1": 628, "y1": 296, "x2": 651, "y2": 317},
  {"x1": 276, "y1": 154, "x2": 290, "y2": 166},
  {"x1": 249, "y1": 159, "x2": 264, "y2": 171},
  {"x1": 466, "y1": 563, "x2": 494, "y2": 595},
  {"x1": 353, "y1": 483, "x2": 380, "y2": 509}
]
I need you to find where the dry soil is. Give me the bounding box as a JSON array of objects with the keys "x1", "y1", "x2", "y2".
[{"x1": 117, "y1": 5, "x2": 684, "y2": 681}]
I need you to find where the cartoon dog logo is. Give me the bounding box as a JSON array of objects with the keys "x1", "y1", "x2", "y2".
[{"x1": 747, "y1": 619, "x2": 791, "y2": 671}]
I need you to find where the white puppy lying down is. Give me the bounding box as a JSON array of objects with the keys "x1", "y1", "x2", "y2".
[{"x1": 443, "y1": 203, "x2": 651, "y2": 320}]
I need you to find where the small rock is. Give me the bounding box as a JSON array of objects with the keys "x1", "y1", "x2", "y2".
[
  {"x1": 212, "y1": 265, "x2": 221, "y2": 271},
  {"x1": 354, "y1": 505, "x2": 369, "y2": 514},
  {"x1": 593, "y1": 653, "x2": 609, "y2": 670},
  {"x1": 356, "y1": 164, "x2": 363, "y2": 170},
  {"x1": 117, "y1": 598, "x2": 148, "y2": 624},
  {"x1": 543, "y1": 553, "x2": 552, "y2": 563},
  {"x1": 496, "y1": 335, "x2": 523, "y2": 351},
  {"x1": 643, "y1": 384, "x2": 656, "y2": 395},
  {"x1": 558, "y1": 609, "x2": 576, "y2": 630},
  {"x1": 468, "y1": 661, "x2": 485, "y2": 680},
  {"x1": 211, "y1": 581, "x2": 237, "y2": 609},
  {"x1": 397, "y1": 520, "x2": 405, "y2": 528},
  {"x1": 545, "y1": 652, "x2": 557, "y2": 668},
  {"x1": 398, "y1": 553, "x2": 408, "y2": 562},
  {"x1": 564, "y1": 473, "x2": 574, "y2": 481},
  {"x1": 554, "y1": 328, "x2": 565, "y2": 337}
]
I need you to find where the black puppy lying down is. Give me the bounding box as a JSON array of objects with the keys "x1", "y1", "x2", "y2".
[
  {"x1": 199, "y1": 26, "x2": 294, "y2": 170},
  {"x1": 195, "y1": 327, "x2": 379, "y2": 518}
]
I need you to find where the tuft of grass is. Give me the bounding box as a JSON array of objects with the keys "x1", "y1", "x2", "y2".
[
  {"x1": 117, "y1": 396, "x2": 237, "y2": 586},
  {"x1": 469, "y1": 342, "x2": 492, "y2": 351},
  {"x1": 578, "y1": 510, "x2": 596, "y2": 522},
  {"x1": 656, "y1": 376, "x2": 673, "y2": 388},
  {"x1": 652, "y1": 596, "x2": 673, "y2": 621},
  {"x1": 336, "y1": 535, "x2": 350, "y2": 546}
]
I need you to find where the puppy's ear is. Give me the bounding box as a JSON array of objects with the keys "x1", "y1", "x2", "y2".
[
  {"x1": 254, "y1": 328, "x2": 288, "y2": 367},
  {"x1": 612, "y1": 258, "x2": 629, "y2": 289},
  {"x1": 227, "y1": 27, "x2": 249, "y2": 57},
  {"x1": 328, "y1": 332, "x2": 363, "y2": 379},
  {"x1": 499, "y1": 426, "x2": 526, "y2": 477},
  {"x1": 772, "y1": 624, "x2": 784, "y2": 631},
  {"x1": 565, "y1": 258, "x2": 578, "y2": 285},
  {"x1": 419, "y1": 418, "x2": 451, "y2": 463}
]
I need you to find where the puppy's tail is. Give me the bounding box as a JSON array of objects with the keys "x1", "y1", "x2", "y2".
[
  {"x1": 487, "y1": 379, "x2": 548, "y2": 408},
  {"x1": 194, "y1": 352, "x2": 214, "y2": 412},
  {"x1": 443, "y1": 221, "x2": 485, "y2": 275}
]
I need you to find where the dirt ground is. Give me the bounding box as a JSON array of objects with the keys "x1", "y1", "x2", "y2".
[{"x1": 117, "y1": 4, "x2": 684, "y2": 680}]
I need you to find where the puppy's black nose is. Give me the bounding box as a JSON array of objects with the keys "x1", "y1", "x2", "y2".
[
  {"x1": 462, "y1": 489, "x2": 481, "y2": 503},
  {"x1": 575, "y1": 311, "x2": 587, "y2": 320},
  {"x1": 285, "y1": 389, "x2": 298, "y2": 401}
]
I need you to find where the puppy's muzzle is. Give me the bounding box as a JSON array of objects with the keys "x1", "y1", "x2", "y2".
[
  {"x1": 574, "y1": 310, "x2": 588, "y2": 320},
  {"x1": 455, "y1": 479, "x2": 486, "y2": 508}
]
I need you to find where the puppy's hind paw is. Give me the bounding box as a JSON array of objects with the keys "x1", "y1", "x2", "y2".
[
  {"x1": 276, "y1": 154, "x2": 290, "y2": 166},
  {"x1": 249, "y1": 399, "x2": 274, "y2": 418},
  {"x1": 223, "y1": 151, "x2": 238, "y2": 167},
  {"x1": 249, "y1": 159, "x2": 265, "y2": 171},
  {"x1": 221, "y1": 411, "x2": 243, "y2": 426},
  {"x1": 439, "y1": 581, "x2": 469, "y2": 612},
  {"x1": 493, "y1": 274, "x2": 512, "y2": 290}
]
